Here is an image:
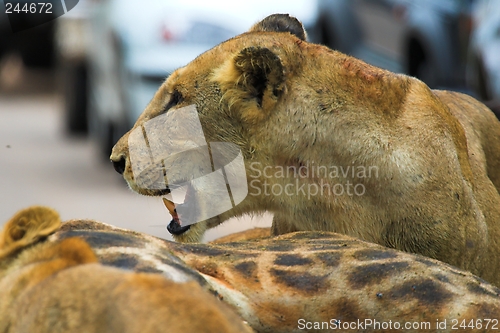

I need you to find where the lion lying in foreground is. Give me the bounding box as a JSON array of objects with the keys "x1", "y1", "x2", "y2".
[
  {"x1": 0, "y1": 207, "x2": 252, "y2": 333},
  {"x1": 110, "y1": 14, "x2": 500, "y2": 286},
  {"x1": 5, "y1": 206, "x2": 500, "y2": 333}
]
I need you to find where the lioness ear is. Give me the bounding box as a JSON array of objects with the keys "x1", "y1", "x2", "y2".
[
  {"x1": 0, "y1": 206, "x2": 61, "y2": 258},
  {"x1": 250, "y1": 14, "x2": 307, "y2": 41},
  {"x1": 214, "y1": 47, "x2": 284, "y2": 124}
]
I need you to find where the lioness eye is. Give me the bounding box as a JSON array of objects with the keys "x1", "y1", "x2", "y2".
[{"x1": 163, "y1": 90, "x2": 183, "y2": 113}]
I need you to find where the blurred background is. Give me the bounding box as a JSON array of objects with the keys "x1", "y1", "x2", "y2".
[{"x1": 1, "y1": 0, "x2": 499, "y2": 241}]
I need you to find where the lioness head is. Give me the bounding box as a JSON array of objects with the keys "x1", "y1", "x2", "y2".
[
  {"x1": 111, "y1": 12, "x2": 435, "y2": 245},
  {"x1": 111, "y1": 14, "x2": 318, "y2": 242}
]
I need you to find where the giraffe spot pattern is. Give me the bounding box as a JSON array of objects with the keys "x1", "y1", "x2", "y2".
[
  {"x1": 389, "y1": 278, "x2": 453, "y2": 306},
  {"x1": 270, "y1": 268, "x2": 330, "y2": 294},
  {"x1": 58, "y1": 230, "x2": 144, "y2": 248},
  {"x1": 274, "y1": 254, "x2": 313, "y2": 266},
  {"x1": 348, "y1": 262, "x2": 410, "y2": 289}
]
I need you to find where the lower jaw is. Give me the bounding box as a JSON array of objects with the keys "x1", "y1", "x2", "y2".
[
  {"x1": 167, "y1": 219, "x2": 191, "y2": 235},
  {"x1": 163, "y1": 197, "x2": 191, "y2": 236}
]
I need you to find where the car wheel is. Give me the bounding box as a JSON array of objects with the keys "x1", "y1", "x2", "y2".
[
  {"x1": 87, "y1": 33, "x2": 130, "y2": 161},
  {"x1": 415, "y1": 60, "x2": 437, "y2": 88},
  {"x1": 90, "y1": 110, "x2": 129, "y2": 162},
  {"x1": 62, "y1": 61, "x2": 88, "y2": 134},
  {"x1": 319, "y1": 19, "x2": 337, "y2": 49},
  {"x1": 21, "y1": 48, "x2": 53, "y2": 68},
  {"x1": 100, "y1": 121, "x2": 116, "y2": 161},
  {"x1": 19, "y1": 25, "x2": 55, "y2": 68},
  {"x1": 91, "y1": 112, "x2": 115, "y2": 161},
  {"x1": 87, "y1": 90, "x2": 114, "y2": 161},
  {"x1": 408, "y1": 39, "x2": 437, "y2": 88},
  {"x1": 475, "y1": 56, "x2": 491, "y2": 101},
  {"x1": 0, "y1": 44, "x2": 5, "y2": 64}
]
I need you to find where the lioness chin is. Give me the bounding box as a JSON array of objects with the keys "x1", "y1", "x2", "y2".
[{"x1": 111, "y1": 14, "x2": 500, "y2": 286}]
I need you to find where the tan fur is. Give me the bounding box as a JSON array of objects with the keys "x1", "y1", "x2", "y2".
[
  {"x1": 111, "y1": 15, "x2": 500, "y2": 286},
  {"x1": 0, "y1": 206, "x2": 61, "y2": 259},
  {"x1": 54, "y1": 219, "x2": 500, "y2": 333},
  {"x1": 210, "y1": 227, "x2": 271, "y2": 244},
  {"x1": 0, "y1": 207, "x2": 253, "y2": 333}
]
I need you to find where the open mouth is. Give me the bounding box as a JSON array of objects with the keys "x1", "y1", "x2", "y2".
[
  {"x1": 162, "y1": 184, "x2": 194, "y2": 236},
  {"x1": 126, "y1": 104, "x2": 242, "y2": 236}
]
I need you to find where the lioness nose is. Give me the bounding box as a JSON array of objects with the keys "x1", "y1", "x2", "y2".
[{"x1": 111, "y1": 155, "x2": 126, "y2": 175}]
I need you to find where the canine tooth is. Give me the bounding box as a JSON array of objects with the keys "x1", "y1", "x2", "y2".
[{"x1": 163, "y1": 198, "x2": 177, "y2": 218}]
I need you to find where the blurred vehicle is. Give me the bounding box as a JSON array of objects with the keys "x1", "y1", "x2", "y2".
[
  {"x1": 55, "y1": 0, "x2": 92, "y2": 134},
  {"x1": 466, "y1": 0, "x2": 500, "y2": 102},
  {"x1": 317, "y1": 0, "x2": 476, "y2": 89},
  {"x1": 0, "y1": 1, "x2": 57, "y2": 68},
  {"x1": 75, "y1": 0, "x2": 319, "y2": 159}
]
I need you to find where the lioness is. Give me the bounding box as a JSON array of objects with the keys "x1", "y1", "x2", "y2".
[
  {"x1": 110, "y1": 14, "x2": 500, "y2": 286},
  {"x1": 0, "y1": 207, "x2": 252, "y2": 333}
]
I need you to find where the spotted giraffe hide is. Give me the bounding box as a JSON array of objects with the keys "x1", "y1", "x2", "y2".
[
  {"x1": 0, "y1": 208, "x2": 253, "y2": 333},
  {"x1": 51, "y1": 219, "x2": 500, "y2": 333}
]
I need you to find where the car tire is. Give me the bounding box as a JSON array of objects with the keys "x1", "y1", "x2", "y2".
[
  {"x1": 89, "y1": 103, "x2": 129, "y2": 162},
  {"x1": 319, "y1": 19, "x2": 337, "y2": 49},
  {"x1": 415, "y1": 59, "x2": 437, "y2": 88},
  {"x1": 62, "y1": 61, "x2": 88, "y2": 134},
  {"x1": 100, "y1": 120, "x2": 115, "y2": 162},
  {"x1": 15, "y1": 21, "x2": 55, "y2": 69},
  {"x1": 21, "y1": 48, "x2": 53, "y2": 68},
  {"x1": 89, "y1": 106, "x2": 115, "y2": 162},
  {"x1": 0, "y1": 44, "x2": 5, "y2": 64},
  {"x1": 475, "y1": 56, "x2": 491, "y2": 101},
  {"x1": 19, "y1": 33, "x2": 54, "y2": 68},
  {"x1": 408, "y1": 39, "x2": 437, "y2": 88}
]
